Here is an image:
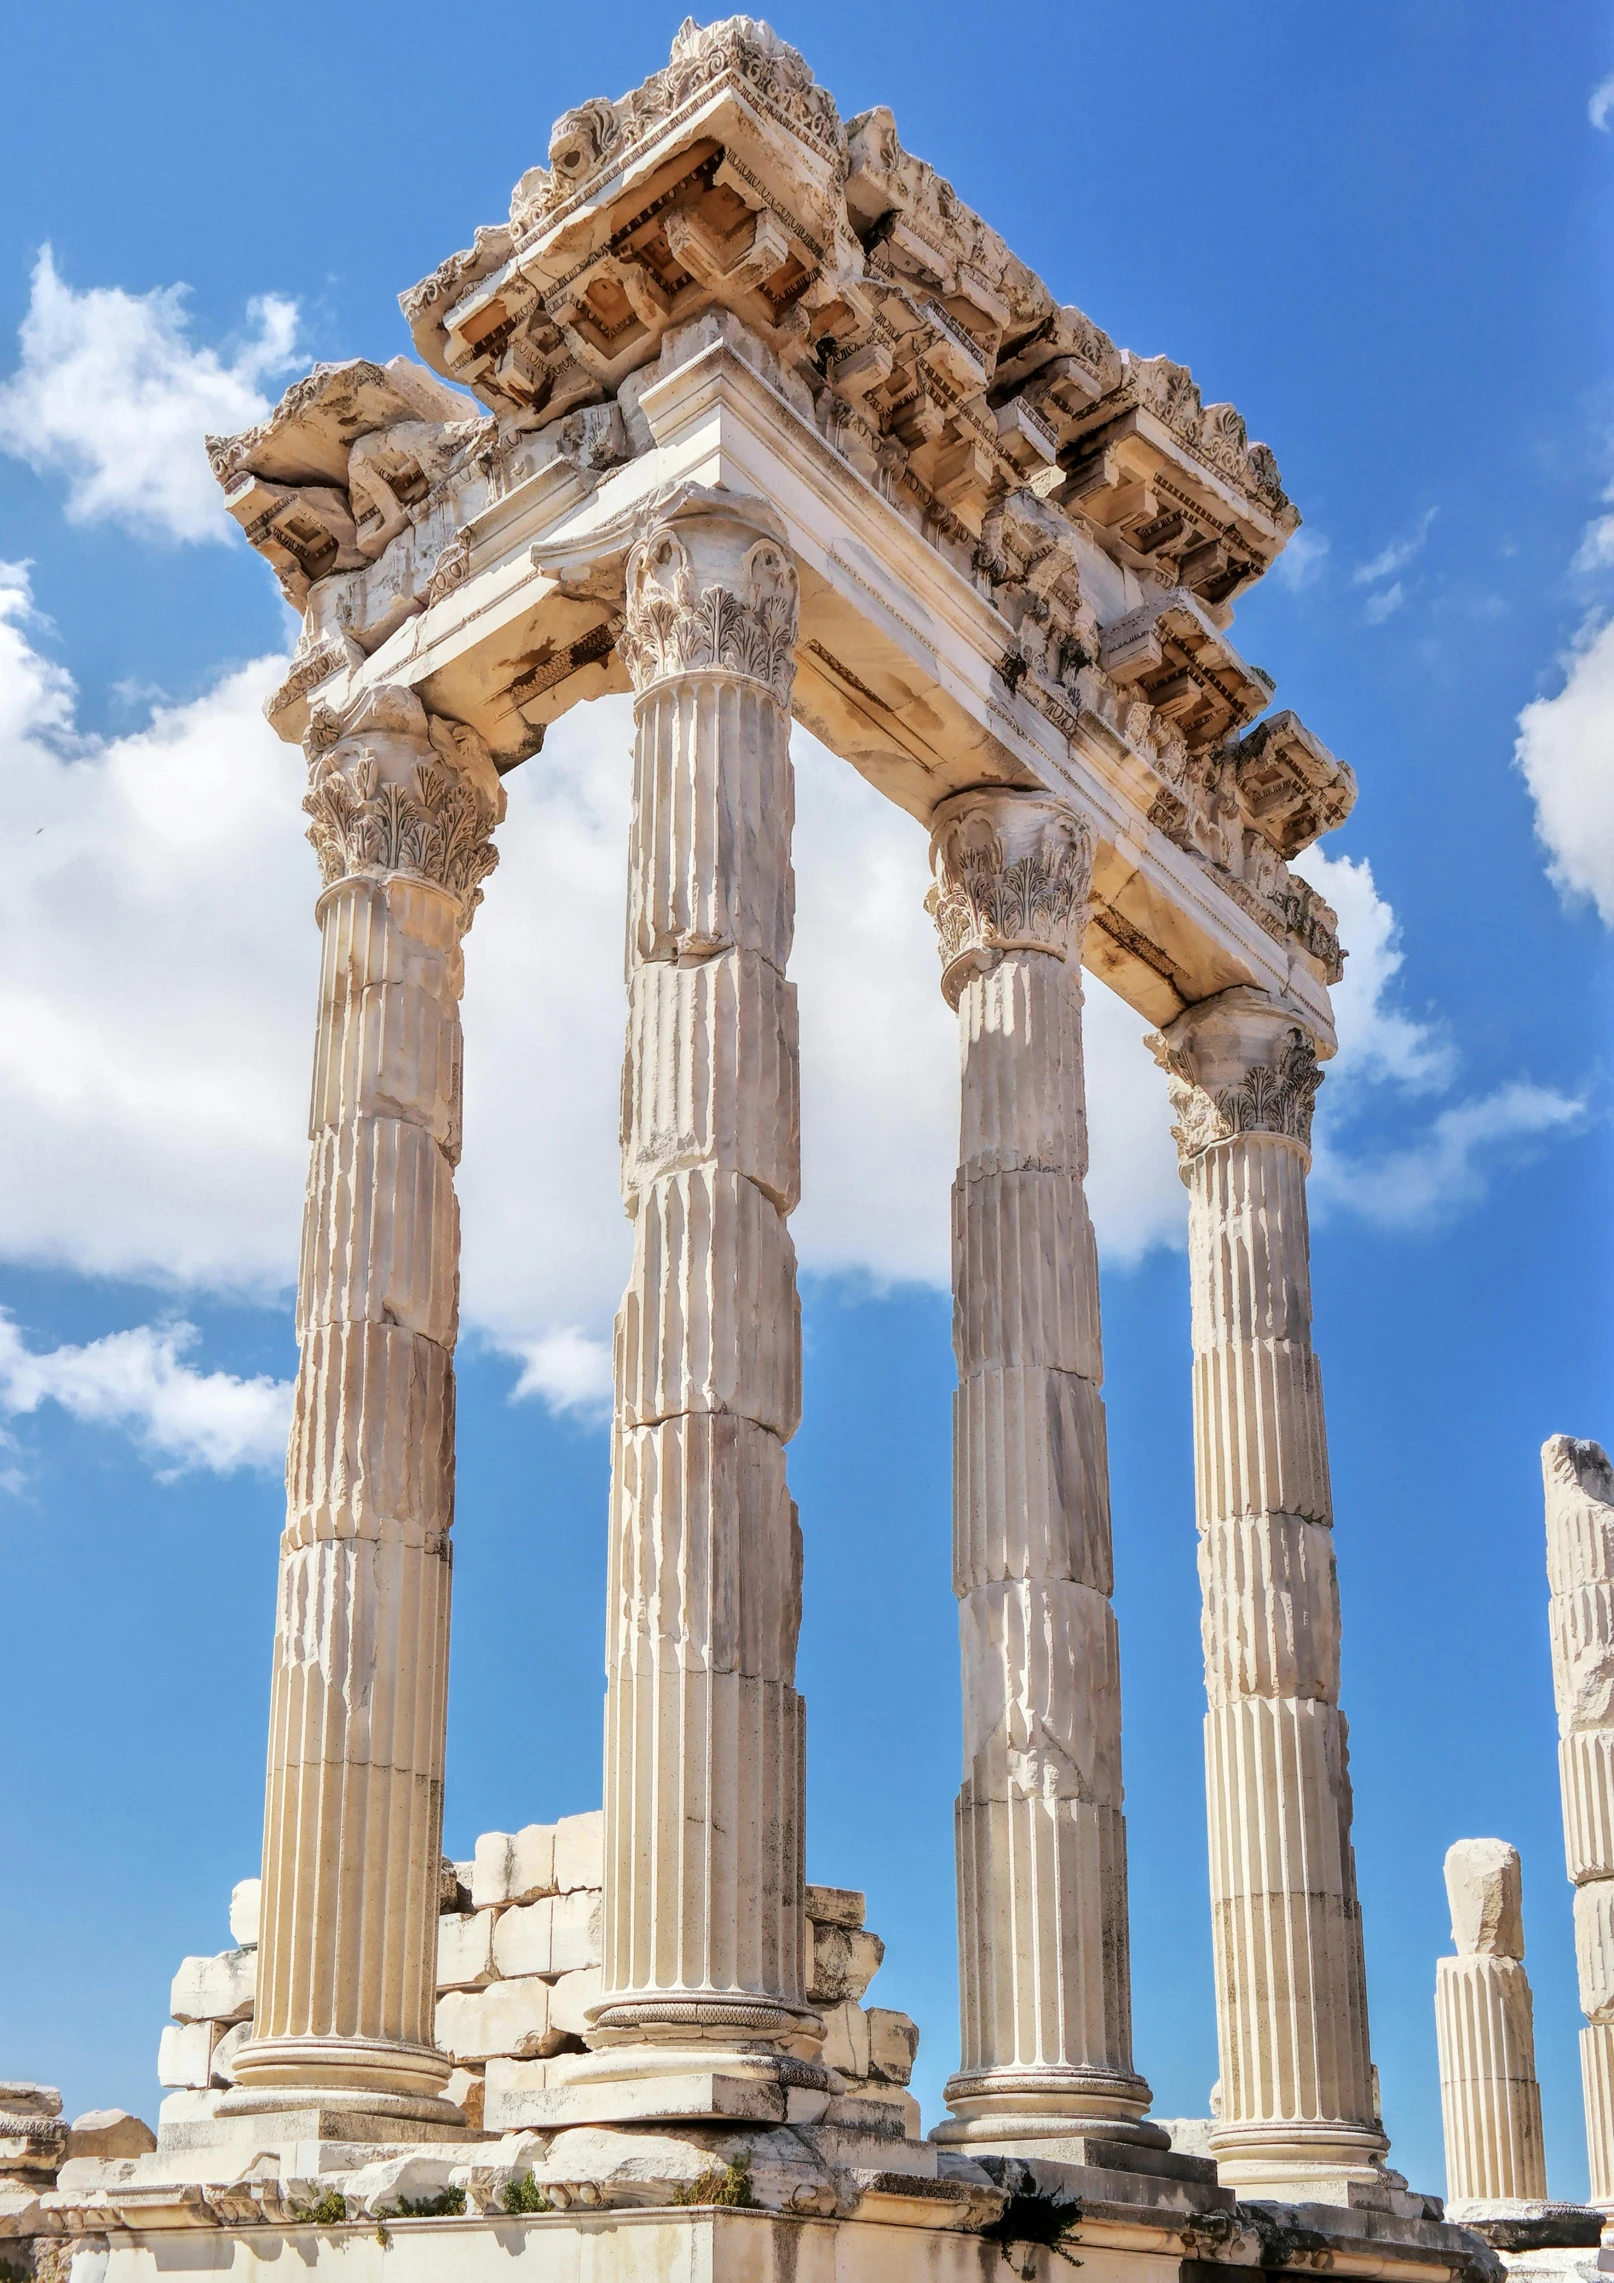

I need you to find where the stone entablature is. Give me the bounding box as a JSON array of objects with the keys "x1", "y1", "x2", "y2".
[{"x1": 207, "y1": 15, "x2": 1353, "y2": 1036}]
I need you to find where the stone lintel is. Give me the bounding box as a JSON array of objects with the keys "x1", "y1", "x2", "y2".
[{"x1": 334, "y1": 334, "x2": 1336, "y2": 1043}]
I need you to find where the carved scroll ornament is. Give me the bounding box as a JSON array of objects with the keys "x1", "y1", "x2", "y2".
[{"x1": 926, "y1": 790, "x2": 1093, "y2": 1008}]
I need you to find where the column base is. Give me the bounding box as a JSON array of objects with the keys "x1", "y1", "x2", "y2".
[
  {"x1": 533, "y1": 1994, "x2": 833, "y2": 2125},
  {"x1": 585, "y1": 1994, "x2": 825, "y2": 2061},
  {"x1": 1209, "y1": 2116, "x2": 1398, "y2": 2204},
  {"x1": 933, "y1": 2067, "x2": 1169, "y2": 2153},
  {"x1": 221, "y1": 2033, "x2": 460, "y2": 2128}
]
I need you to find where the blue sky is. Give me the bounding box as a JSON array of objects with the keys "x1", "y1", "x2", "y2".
[{"x1": 0, "y1": 0, "x2": 1610, "y2": 2203}]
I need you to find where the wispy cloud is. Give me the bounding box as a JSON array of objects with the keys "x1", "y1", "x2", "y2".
[
  {"x1": 1307, "y1": 851, "x2": 1454, "y2": 1092},
  {"x1": 1272, "y1": 526, "x2": 1330, "y2": 592},
  {"x1": 1363, "y1": 581, "x2": 1405, "y2": 625},
  {"x1": 0, "y1": 1310, "x2": 291, "y2": 1478},
  {"x1": 1591, "y1": 72, "x2": 1614, "y2": 130},
  {"x1": 1353, "y1": 508, "x2": 1438, "y2": 588},
  {"x1": 1313, "y1": 1083, "x2": 1584, "y2": 1227},
  {"x1": 0, "y1": 249, "x2": 299, "y2": 542},
  {"x1": 507, "y1": 1329, "x2": 614, "y2": 1417},
  {"x1": 1299, "y1": 848, "x2": 1583, "y2": 1224}
]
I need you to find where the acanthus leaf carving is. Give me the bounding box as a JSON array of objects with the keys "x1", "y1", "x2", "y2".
[
  {"x1": 618, "y1": 521, "x2": 799, "y2": 707},
  {"x1": 1149, "y1": 1013, "x2": 1322, "y2": 1173},
  {"x1": 302, "y1": 688, "x2": 504, "y2": 921},
  {"x1": 925, "y1": 789, "x2": 1092, "y2": 1008}
]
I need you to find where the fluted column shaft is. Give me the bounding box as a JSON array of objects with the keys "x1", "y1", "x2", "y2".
[
  {"x1": 928, "y1": 790, "x2": 1156, "y2": 2152},
  {"x1": 1544, "y1": 1433, "x2": 1614, "y2": 2207},
  {"x1": 1436, "y1": 1960, "x2": 1547, "y2": 2202},
  {"x1": 588, "y1": 492, "x2": 817, "y2": 2068},
  {"x1": 227, "y1": 688, "x2": 503, "y2": 2120},
  {"x1": 1152, "y1": 987, "x2": 1385, "y2": 2190}
]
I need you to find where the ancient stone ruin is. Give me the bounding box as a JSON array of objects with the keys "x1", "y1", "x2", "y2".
[{"x1": 7, "y1": 17, "x2": 1610, "y2": 2283}]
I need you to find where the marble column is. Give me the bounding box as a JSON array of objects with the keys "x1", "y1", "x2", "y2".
[
  {"x1": 1544, "y1": 1433, "x2": 1614, "y2": 2209},
  {"x1": 1151, "y1": 986, "x2": 1386, "y2": 2194},
  {"x1": 582, "y1": 490, "x2": 821, "y2": 2089},
  {"x1": 225, "y1": 684, "x2": 503, "y2": 2125},
  {"x1": 928, "y1": 788, "x2": 1159, "y2": 2154},
  {"x1": 1435, "y1": 1838, "x2": 1548, "y2": 2207}
]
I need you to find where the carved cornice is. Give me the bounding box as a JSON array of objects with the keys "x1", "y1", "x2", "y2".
[
  {"x1": 302, "y1": 685, "x2": 504, "y2": 921},
  {"x1": 511, "y1": 18, "x2": 846, "y2": 248},
  {"x1": 925, "y1": 788, "x2": 1093, "y2": 1009},
  {"x1": 1148, "y1": 988, "x2": 1322, "y2": 1173},
  {"x1": 618, "y1": 511, "x2": 799, "y2": 708}
]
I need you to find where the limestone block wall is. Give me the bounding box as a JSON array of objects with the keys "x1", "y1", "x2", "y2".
[{"x1": 153, "y1": 1829, "x2": 916, "y2": 2137}]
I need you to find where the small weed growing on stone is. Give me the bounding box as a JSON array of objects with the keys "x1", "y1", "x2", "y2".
[
  {"x1": 291, "y1": 2190, "x2": 350, "y2": 2225},
  {"x1": 980, "y1": 2184, "x2": 1084, "y2": 2275},
  {"x1": 501, "y1": 2173, "x2": 552, "y2": 2215},
  {"x1": 671, "y1": 2156, "x2": 757, "y2": 2209},
  {"x1": 391, "y1": 2187, "x2": 467, "y2": 2218}
]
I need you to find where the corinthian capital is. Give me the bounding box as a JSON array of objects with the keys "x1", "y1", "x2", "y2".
[
  {"x1": 925, "y1": 787, "x2": 1093, "y2": 1008},
  {"x1": 303, "y1": 684, "x2": 505, "y2": 921},
  {"x1": 618, "y1": 489, "x2": 799, "y2": 710},
  {"x1": 1148, "y1": 985, "x2": 1322, "y2": 1173}
]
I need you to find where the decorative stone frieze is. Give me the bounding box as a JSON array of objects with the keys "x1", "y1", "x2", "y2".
[
  {"x1": 1545, "y1": 1433, "x2": 1614, "y2": 2209},
  {"x1": 1434, "y1": 1838, "x2": 1548, "y2": 2207},
  {"x1": 1149, "y1": 987, "x2": 1385, "y2": 2197},
  {"x1": 222, "y1": 684, "x2": 503, "y2": 2129},
  {"x1": 928, "y1": 787, "x2": 1159, "y2": 2156}
]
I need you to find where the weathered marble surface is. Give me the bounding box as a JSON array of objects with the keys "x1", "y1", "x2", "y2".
[
  {"x1": 1149, "y1": 987, "x2": 1385, "y2": 2199},
  {"x1": 1546, "y1": 1435, "x2": 1614, "y2": 2210},
  {"x1": 223, "y1": 684, "x2": 503, "y2": 2128},
  {"x1": 1435, "y1": 1840, "x2": 1548, "y2": 2205},
  {"x1": 926, "y1": 788, "x2": 1158, "y2": 2154}
]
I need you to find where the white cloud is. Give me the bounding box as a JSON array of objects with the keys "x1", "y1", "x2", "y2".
[
  {"x1": 1573, "y1": 509, "x2": 1614, "y2": 575},
  {"x1": 1515, "y1": 610, "x2": 1614, "y2": 925},
  {"x1": 0, "y1": 249, "x2": 299, "y2": 543},
  {"x1": 1353, "y1": 509, "x2": 1437, "y2": 588},
  {"x1": 1591, "y1": 72, "x2": 1614, "y2": 129},
  {"x1": 508, "y1": 1330, "x2": 616, "y2": 1415},
  {"x1": 0, "y1": 569, "x2": 312, "y2": 1290},
  {"x1": 1272, "y1": 525, "x2": 1330, "y2": 592},
  {"x1": 1363, "y1": 580, "x2": 1405, "y2": 625},
  {"x1": 1301, "y1": 850, "x2": 1453, "y2": 1090},
  {"x1": 0, "y1": 1310, "x2": 290, "y2": 1477},
  {"x1": 1312, "y1": 1083, "x2": 1583, "y2": 1228},
  {"x1": 1296, "y1": 847, "x2": 1582, "y2": 1221}
]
